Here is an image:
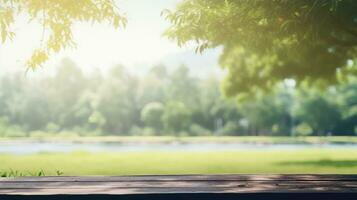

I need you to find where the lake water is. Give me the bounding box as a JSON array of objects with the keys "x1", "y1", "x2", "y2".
[{"x1": 1, "y1": 141, "x2": 357, "y2": 154}]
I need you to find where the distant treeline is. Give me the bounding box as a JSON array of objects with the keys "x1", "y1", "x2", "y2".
[{"x1": 0, "y1": 58, "x2": 356, "y2": 137}]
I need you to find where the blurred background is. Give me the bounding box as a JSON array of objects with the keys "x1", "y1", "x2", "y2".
[{"x1": 0, "y1": 0, "x2": 357, "y2": 176}]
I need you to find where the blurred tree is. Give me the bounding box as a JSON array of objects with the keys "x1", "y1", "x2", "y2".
[
  {"x1": 149, "y1": 64, "x2": 169, "y2": 80},
  {"x1": 73, "y1": 91, "x2": 99, "y2": 131},
  {"x1": 0, "y1": 76, "x2": 20, "y2": 117},
  {"x1": 96, "y1": 65, "x2": 140, "y2": 135},
  {"x1": 0, "y1": 117, "x2": 9, "y2": 137},
  {"x1": 138, "y1": 65, "x2": 167, "y2": 108},
  {"x1": 0, "y1": 0, "x2": 126, "y2": 69},
  {"x1": 293, "y1": 88, "x2": 342, "y2": 135},
  {"x1": 334, "y1": 79, "x2": 357, "y2": 135},
  {"x1": 18, "y1": 83, "x2": 49, "y2": 131},
  {"x1": 0, "y1": 59, "x2": 356, "y2": 137},
  {"x1": 163, "y1": 0, "x2": 357, "y2": 97},
  {"x1": 162, "y1": 101, "x2": 191, "y2": 135},
  {"x1": 166, "y1": 64, "x2": 199, "y2": 107},
  {"x1": 190, "y1": 76, "x2": 222, "y2": 131},
  {"x1": 45, "y1": 59, "x2": 86, "y2": 129},
  {"x1": 239, "y1": 92, "x2": 290, "y2": 136},
  {"x1": 141, "y1": 102, "x2": 164, "y2": 134}
]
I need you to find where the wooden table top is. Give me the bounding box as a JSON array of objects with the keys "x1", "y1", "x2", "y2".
[{"x1": 1, "y1": 175, "x2": 357, "y2": 195}]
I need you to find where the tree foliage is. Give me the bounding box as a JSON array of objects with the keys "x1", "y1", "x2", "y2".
[
  {"x1": 0, "y1": 59, "x2": 356, "y2": 137},
  {"x1": 0, "y1": 0, "x2": 126, "y2": 69},
  {"x1": 163, "y1": 0, "x2": 357, "y2": 97},
  {"x1": 141, "y1": 102, "x2": 164, "y2": 134},
  {"x1": 293, "y1": 88, "x2": 341, "y2": 135}
]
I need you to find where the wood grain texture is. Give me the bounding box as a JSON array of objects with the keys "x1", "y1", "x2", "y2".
[{"x1": 1, "y1": 175, "x2": 357, "y2": 195}]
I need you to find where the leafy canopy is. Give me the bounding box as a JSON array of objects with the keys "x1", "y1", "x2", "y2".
[
  {"x1": 163, "y1": 0, "x2": 357, "y2": 97},
  {"x1": 0, "y1": 0, "x2": 126, "y2": 69}
]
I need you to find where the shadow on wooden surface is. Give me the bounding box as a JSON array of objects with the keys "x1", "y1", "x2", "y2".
[
  {"x1": 2, "y1": 193, "x2": 357, "y2": 200},
  {"x1": 1, "y1": 175, "x2": 357, "y2": 199}
]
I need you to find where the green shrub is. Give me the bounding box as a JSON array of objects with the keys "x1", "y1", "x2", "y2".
[
  {"x1": 189, "y1": 124, "x2": 212, "y2": 136},
  {"x1": 29, "y1": 131, "x2": 55, "y2": 138},
  {"x1": 294, "y1": 123, "x2": 313, "y2": 136},
  {"x1": 129, "y1": 126, "x2": 157, "y2": 136},
  {"x1": 3, "y1": 126, "x2": 27, "y2": 137},
  {"x1": 45, "y1": 122, "x2": 60, "y2": 133},
  {"x1": 219, "y1": 121, "x2": 246, "y2": 136},
  {"x1": 57, "y1": 131, "x2": 80, "y2": 138},
  {"x1": 0, "y1": 117, "x2": 9, "y2": 137}
]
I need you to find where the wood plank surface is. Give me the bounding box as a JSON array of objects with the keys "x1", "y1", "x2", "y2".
[{"x1": 1, "y1": 175, "x2": 357, "y2": 195}]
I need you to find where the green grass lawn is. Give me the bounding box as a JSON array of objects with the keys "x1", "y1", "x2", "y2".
[{"x1": 2, "y1": 148, "x2": 357, "y2": 176}]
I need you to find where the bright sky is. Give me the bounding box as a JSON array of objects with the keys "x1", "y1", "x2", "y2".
[{"x1": 0, "y1": 0, "x2": 221, "y2": 77}]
